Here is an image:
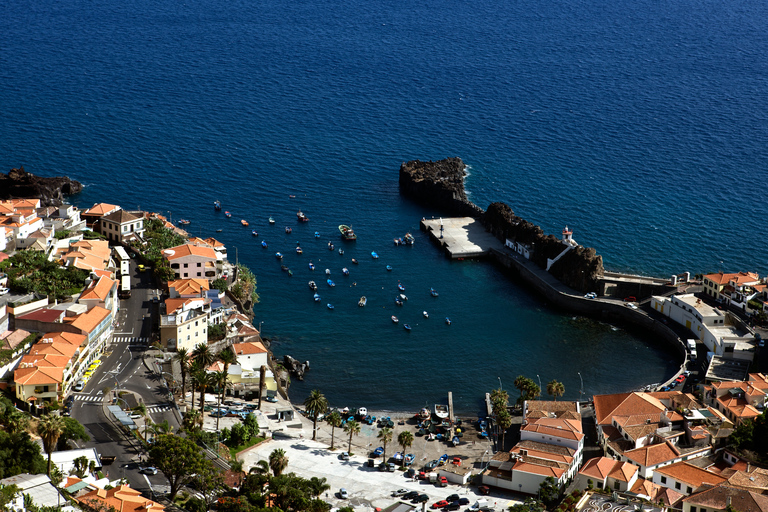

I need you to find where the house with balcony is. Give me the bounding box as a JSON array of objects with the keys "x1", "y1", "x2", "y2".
[
  {"x1": 40, "y1": 203, "x2": 84, "y2": 233},
  {"x1": 168, "y1": 278, "x2": 209, "y2": 299},
  {"x1": 702, "y1": 374, "x2": 768, "y2": 425},
  {"x1": 82, "y1": 203, "x2": 120, "y2": 229},
  {"x1": 681, "y1": 485, "x2": 768, "y2": 512},
  {"x1": 60, "y1": 239, "x2": 113, "y2": 273},
  {"x1": 62, "y1": 306, "x2": 113, "y2": 361},
  {"x1": 0, "y1": 204, "x2": 45, "y2": 252},
  {"x1": 188, "y1": 236, "x2": 228, "y2": 262},
  {"x1": 162, "y1": 244, "x2": 218, "y2": 280},
  {"x1": 98, "y1": 209, "x2": 145, "y2": 244},
  {"x1": 481, "y1": 400, "x2": 583, "y2": 495},
  {"x1": 652, "y1": 461, "x2": 727, "y2": 496},
  {"x1": 12, "y1": 333, "x2": 81, "y2": 405},
  {"x1": 78, "y1": 275, "x2": 118, "y2": 318},
  {"x1": 160, "y1": 297, "x2": 210, "y2": 352},
  {"x1": 702, "y1": 272, "x2": 761, "y2": 303}
]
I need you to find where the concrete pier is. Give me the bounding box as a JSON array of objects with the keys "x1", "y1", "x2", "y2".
[{"x1": 421, "y1": 217, "x2": 503, "y2": 259}]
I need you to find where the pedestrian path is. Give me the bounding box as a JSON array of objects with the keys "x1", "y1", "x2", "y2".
[
  {"x1": 112, "y1": 336, "x2": 149, "y2": 344},
  {"x1": 147, "y1": 404, "x2": 172, "y2": 414},
  {"x1": 74, "y1": 394, "x2": 103, "y2": 402}
]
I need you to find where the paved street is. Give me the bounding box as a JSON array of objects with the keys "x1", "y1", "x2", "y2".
[{"x1": 71, "y1": 255, "x2": 180, "y2": 495}]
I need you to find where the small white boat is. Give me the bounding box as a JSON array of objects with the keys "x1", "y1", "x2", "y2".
[
  {"x1": 391, "y1": 316, "x2": 399, "y2": 324},
  {"x1": 358, "y1": 296, "x2": 367, "y2": 307},
  {"x1": 358, "y1": 407, "x2": 368, "y2": 418},
  {"x1": 308, "y1": 281, "x2": 317, "y2": 291},
  {"x1": 275, "y1": 252, "x2": 283, "y2": 259},
  {"x1": 342, "y1": 267, "x2": 349, "y2": 276},
  {"x1": 399, "y1": 293, "x2": 408, "y2": 301},
  {"x1": 325, "y1": 269, "x2": 331, "y2": 275},
  {"x1": 309, "y1": 262, "x2": 315, "y2": 270},
  {"x1": 423, "y1": 311, "x2": 429, "y2": 318},
  {"x1": 434, "y1": 404, "x2": 449, "y2": 419},
  {"x1": 314, "y1": 293, "x2": 321, "y2": 302},
  {"x1": 269, "y1": 217, "x2": 276, "y2": 224}
]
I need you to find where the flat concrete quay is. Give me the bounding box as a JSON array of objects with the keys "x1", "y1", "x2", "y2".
[{"x1": 421, "y1": 217, "x2": 503, "y2": 259}]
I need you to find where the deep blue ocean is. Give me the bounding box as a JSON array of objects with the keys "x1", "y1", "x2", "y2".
[{"x1": 2, "y1": 0, "x2": 767, "y2": 414}]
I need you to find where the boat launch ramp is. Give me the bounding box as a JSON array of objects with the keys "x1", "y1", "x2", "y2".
[{"x1": 421, "y1": 217, "x2": 503, "y2": 259}]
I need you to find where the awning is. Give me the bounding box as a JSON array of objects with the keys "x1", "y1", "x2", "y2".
[{"x1": 27, "y1": 396, "x2": 37, "y2": 401}]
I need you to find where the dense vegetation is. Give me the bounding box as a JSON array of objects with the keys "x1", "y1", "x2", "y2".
[
  {"x1": 729, "y1": 410, "x2": 768, "y2": 462},
  {"x1": 232, "y1": 264, "x2": 259, "y2": 303},
  {"x1": 0, "y1": 250, "x2": 88, "y2": 300},
  {"x1": 137, "y1": 218, "x2": 187, "y2": 281}
]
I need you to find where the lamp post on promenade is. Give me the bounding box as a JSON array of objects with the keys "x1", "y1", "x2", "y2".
[
  {"x1": 536, "y1": 374, "x2": 541, "y2": 393},
  {"x1": 498, "y1": 377, "x2": 502, "y2": 391},
  {"x1": 578, "y1": 372, "x2": 584, "y2": 403}
]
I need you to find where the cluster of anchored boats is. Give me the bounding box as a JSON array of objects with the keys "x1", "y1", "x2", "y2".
[{"x1": 215, "y1": 202, "x2": 452, "y2": 328}]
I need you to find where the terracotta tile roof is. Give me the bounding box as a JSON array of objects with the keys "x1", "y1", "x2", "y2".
[
  {"x1": 101, "y1": 209, "x2": 140, "y2": 224},
  {"x1": 726, "y1": 468, "x2": 768, "y2": 492},
  {"x1": 20, "y1": 352, "x2": 71, "y2": 369},
  {"x1": 515, "y1": 439, "x2": 575, "y2": 457},
  {"x1": 84, "y1": 203, "x2": 120, "y2": 216},
  {"x1": 232, "y1": 341, "x2": 267, "y2": 356},
  {"x1": 614, "y1": 413, "x2": 661, "y2": 427},
  {"x1": 203, "y1": 237, "x2": 225, "y2": 248},
  {"x1": 76, "y1": 484, "x2": 165, "y2": 512},
  {"x1": 0, "y1": 329, "x2": 32, "y2": 350},
  {"x1": 43, "y1": 331, "x2": 87, "y2": 347},
  {"x1": 28, "y1": 340, "x2": 79, "y2": 359},
  {"x1": 525, "y1": 400, "x2": 580, "y2": 419},
  {"x1": 622, "y1": 423, "x2": 660, "y2": 441},
  {"x1": 510, "y1": 459, "x2": 565, "y2": 478},
  {"x1": 594, "y1": 392, "x2": 668, "y2": 426},
  {"x1": 624, "y1": 441, "x2": 680, "y2": 467},
  {"x1": 168, "y1": 278, "x2": 210, "y2": 295},
  {"x1": 164, "y1": 297, "x2": 207, "y2": 315},
  {"x1": 521, "y1": 422, "x2": 584, "y2": 441},
  {"x1": 68, "y1": 306, "x2": 111, "y2": 335},
  {"x1": 579, "y1": 457, "x2": 638, "y2": 482},
  {"x1": 682, "y1": 485, "x2": 768, "y2": 512},
  {"x1": 704, "y1": 272, "x2": 761, "y2": 286},
  {"x1": 14, "y1": 364, "x2": 64, "y2": 385},
  {"x1": 510, "y1": 445, "x2": 573, "y2": 465},
  {"x1": 80, "y1": 276, "x2": 116, "y2": 302},
  {"x1": 163, "y1": 244, "x2": 217, "y2": 261},
  {"x1": 16, "y1": 308, "x2": 66, "y2": 323},
  {"x1": 654, "y1": 461, "x2": 727, "y2": 488}
]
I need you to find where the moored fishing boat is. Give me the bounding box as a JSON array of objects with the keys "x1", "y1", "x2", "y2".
[
  {"x1": 269, "y1": 216, "x2": 275, "y2": 224},
  {"x1": 391, "y1": 315, "x2": 399, "y2": 323},
  {"x1": 434, "y1": 404, "x2": 449, "y2": 419},
  {"x1": 241, "y1": 219, "x2": 249, "y2": 226},
  {"x1": 397, "y1": 283, "x2": 405, "y2": 291},
  {"x1": 404, "y1": 232, "x2": 415, "y2": 245},
  {"x1": 403, "y1": 324, "x2": 412, "y2": 331},
  {"x1": 358, "y1": 296, "x2": 367, "y2": 307},
  {"x1": 395, "y1": 298, "x2": 403, "y2": 306},
  {"x1": 325, "y1": 268, "x2": 331, "y2": 275},
  {"x1": 261, "y1": 240, "x2": 268, "y2": 248},
  {"x1": 309, "y1": 281, "x2": 317, "y2": 290},
  {"x1": 399, "y1": 293, "x2": 407, "y2": 301},
  {"x1": 285, "y1": 226, "x2": 292, "y2": 234},
  {"x1": 339, "y1": 224, "x2": 357, "y2": 240},
  {"x1": 328, "y1": 242, "x2": 335, "y2": 251},
  {"x1": 252, "y1": 230, "x2": 258, "y2": 236},
  {"x1": 394, "y1": 237, "x2": 404, "y2": 245},
  {"x1": 177, "y1": 219, "x2": 190, "y2": 226},
  {"x1": 445, "y1": 317, "x2": 451, "y2": 325},
  {"x1": 297, "y1": 210, "x2": 309, "y2": 222},
  {"x1": 431, "y1": 288, "x2": 439, "y2": 297},
  {"x1": 314, "y1": 293, "x2": 321, "y2": 302},
  {"x1": 371, "y1": 251, "x2": 378, "y2": 259},
  {"x1": 275, "y1": 252, "x2": 283, "y2": 259},
  {"x1": 296, "y1": 246, "x2": 303, "y2": 254},
  {"x1": 327, "y1": 279, "x2": 335, "y2": 287},
  {"x1": 225, "y1": 211, "x2": 232, "y2": 218},
  {"x1": 327, "y1": 303, "x2": 334, "y2": 310},
  {"x1": 214, "y1": 200, "x2": 221, "y2": 210},
  {"x1": 308, "y1": 262, "x2": 315, "y2": 270},
  {"x1": 423, "y1": 311, "x2": 429, "y2": 318},
  {"x1": 342, "y1": 267, "x2": 349, "y2": 276}
]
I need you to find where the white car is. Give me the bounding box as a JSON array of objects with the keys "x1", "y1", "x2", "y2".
[
  {"x1": 626, "y1": 303, "x2": 638, "y2": 310},
  {"x1": 73, "y1": 380, "x2": 84, "y2": 392},
  {"x1": 140, "y1": 467, "x2": 158, "y2": 475},
  {"x1": 0, "y1": 287, "x2": 9, "y2": 296},
  {"x1": 339, "y1": 488, "x2": 349, "y2": 499},
  {"x1": 583, "y1": 292, "x2": 597, "y2": 299}
]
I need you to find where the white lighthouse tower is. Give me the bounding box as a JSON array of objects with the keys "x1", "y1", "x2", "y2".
[{"x1": 562, "y1": 225, "x2": 575, "y2": 246}]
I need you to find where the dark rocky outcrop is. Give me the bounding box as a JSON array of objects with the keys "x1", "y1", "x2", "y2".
[
  {"x1": 283, "y1": 355, "x2": 310, "y2": 381},
  {"x1": 399, "y1": 158, "x2": 484, "y2": 218},
  {"x1": 400, "y1": 160, "x2": 604, "y2": 292},
  {"x1": 0, "y1": 166, "x2": 83, "y2": 207}
]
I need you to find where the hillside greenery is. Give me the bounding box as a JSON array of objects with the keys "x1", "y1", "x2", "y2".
[{"x1": 0, "y1": 250, "x2": 88, "y2": 300}]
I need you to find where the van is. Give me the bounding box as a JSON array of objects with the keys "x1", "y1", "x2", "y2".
[
  {"x1": 471, "y1": 500, "x2": 489, "y2": 510},
  {"x1": 687, "y1": 339, "x2": 698, "y2": 359}
]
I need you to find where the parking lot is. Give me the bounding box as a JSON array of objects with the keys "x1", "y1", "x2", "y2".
[{"x1": 238, "y1": 437, "x2": 519, "y2": 512}]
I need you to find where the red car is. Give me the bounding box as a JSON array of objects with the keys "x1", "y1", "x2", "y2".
[
  {"x1": 675, "y1": 375, "x2": 686, "y2": 383},
  {"x1": 431, "y1": 501, "x2": 450, "y2": 509}
]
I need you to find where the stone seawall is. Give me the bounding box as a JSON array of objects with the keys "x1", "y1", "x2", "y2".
[{"x1": 490, "y1": 247, "x2": 688, "y2": 371}]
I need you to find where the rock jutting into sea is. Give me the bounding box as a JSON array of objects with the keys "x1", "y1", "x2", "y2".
[
  {"x1": 0, "y1": 166, "x2": 83, "y2": 207},
  {"x1": 399, "y1": 157, "x2": 603, "y2": 292}
]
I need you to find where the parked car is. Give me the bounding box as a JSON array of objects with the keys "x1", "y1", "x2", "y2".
[
  {"x1": 626, "y1": 303, "x2": 638, "y2": 309},
  {"x1": 73, "y1": 380, "x2": 84, "y2": 392},
  {"x1": 0, "y1": 288, "x2": 9, "y2": 296},
  {"x1": 387, "y1": 462, "x2": 396, "y2": 472},
  {"x1": 477, "y1": 486, "x2": 490, "y2": 495},
  {"x1": 415, "y1": 494, "x2": 429, "y2": 503},
  {"x1": 584, "y1": 292, "x2": 597, "y2": 299},
  {"x1": 339, "y1": 452, "x2": 350, "y2": 461},
  {"x1": 339, "y1": 489, "x2": 348, "y2": 499},
  {"x1": 372, "y1": 447, "x2": 384, "y2": 457},
  {"x1": 447, "y1": 495, "x2": 460, "y2": 503},
  {"x1": 459, "y1": 498, "x2": 470, "y2": 505},
  {"x1": 431, "y1": 500, "x2": 450, "y2": 509},
  {"x1": 392, "y1": 489, "x2": 409, "y2": 497},
  {"x1": 675, "y1": 375, "x2": 686, "y2": 383},
  {"x1": 403, "y1": 491, "x2": 420, "y2": 500},
  {"x1": 446, "y1": 503, "x2": 461, "y2": 511},
  {"x1": 624, "y1": 296, "x2": 637, "y2": 302},
  {"x1": 264, "y1": 395, "x2": 278, "y2": 403},
  {"x1": 425, "y1": 460, "x2": 439, "y2": 470},
  {"x1": 139, "y1": 467, "x2": 158, "y2": 475}
]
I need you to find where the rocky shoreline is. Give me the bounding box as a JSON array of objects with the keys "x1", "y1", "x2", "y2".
[
  {"x1": 0, "y1": 166, "x2": 83, "y2": 206},
  {"x1": 399, "y1": 158, "x2": 603, "y2": 293}
]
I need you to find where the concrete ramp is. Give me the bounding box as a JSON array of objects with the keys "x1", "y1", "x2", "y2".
[{"x1": 421, "y1": 217, "x2": 503, "y2": 259}]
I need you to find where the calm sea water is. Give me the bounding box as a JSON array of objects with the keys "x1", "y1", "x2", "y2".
[{"x1": 2, "y1": 0, "x2": 767, "y2": 413}]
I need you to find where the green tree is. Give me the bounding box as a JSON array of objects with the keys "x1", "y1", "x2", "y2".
[
  {"x1": 547, "y1": 380, "x2": 565, "y2": 401},
  {"x1": 327, "y1": 411, "x2": 342, "y2": 450},
  {"x1": 0, "y1": 431, "x2": 47, "y2": 478},
  {"x1": 398, "y1": 430, "x2": 414, "y2": 463},
  {"x1": 217, "y1": 348, "x2": 237, "y2": 405},
  {"x1": 148, "y1": 434, "x2": 206, "y2": 501},
  {"x1": 497, "y1": 409, "x2": 513, "y2": 452},
  {"x1": 538, "y1": 476, "x2": 560, "y2": 507},
  {"x1": 514, "y1": 375, "x2": 541, "y2": 405},
  {"x1": 490, "y1": 387, "x2": 509, "y2": 416},
  {"x1": 72, "y1": 456, "x2": 89, "y2": 478},
  {"x1": 36, "y1": 414, "x2": 65, "y2": 476},
  {"x1": 303, "y1": 390, "x2": 328, "y2": 441},
  {"x1": 174, "y1": 348, "x2": 191, "y2": 402},
  {"x1": 193, "y1": 344, "x2": 216, "y2": 372},
  {"x1": 378, "y1": 427, "x2": 393, "y2": 461},
  {"x1": 344, "y1": 420, "x2": 361, "y2": 455},
  {"x1": 192, "y1": 460, "x2": 226, "y2": 509},
  {"x1": 182, "y1": 409, "x2": 203, "y2": 434},
  {"x1": 0, "y1": 484, "x2": 19, "y2": 510},
  {"x1": 60, "y1": 416, "x2": 90, "y2": 448},
  {"x1": 269, "y1": 448, "x2": 289, "y2": 477},
  {"x1": 509, "y1": 498, "x2": 545, "y2": 512},
  {"x1": 212, "y1": 370, "x2": 228, "y2": 432},
  {"x1": 242, "y1": 413, "x2": 260, "y2": 439}
]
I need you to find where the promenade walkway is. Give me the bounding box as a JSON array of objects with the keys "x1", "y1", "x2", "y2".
[{"x1": 421, "y1": 217, "x2": 503, "y2": 258}]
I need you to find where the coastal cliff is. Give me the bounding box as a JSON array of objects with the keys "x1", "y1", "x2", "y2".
[
  {"x1": 0, "y1": 166, "x2": 83, "y2": 206},
  {"x1": 399, "y1": 158, "x2": 484, "y2": 218},
  {"x1": 400, "y1": 158, "x2": 603, "y2": 292}
]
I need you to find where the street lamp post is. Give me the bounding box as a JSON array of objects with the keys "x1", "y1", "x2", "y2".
[
  {"x1": 578, "y1": 372, "x2": 584, "y2": 403},
  {"x1": 536, "y1": 374, "x2": 542, "y2": 392},
  {"x1": 497, "y1": 377, "x2": 502, "y2": 391}
]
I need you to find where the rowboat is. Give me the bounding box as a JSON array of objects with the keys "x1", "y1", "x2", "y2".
[
  {"x1": 358, "y1": 296, "x2": 367, "y2": 307},
  {"x1": 241, "y1": 219, "x2": 249, "y2": 226},
  {"x1": 275, "y1": 252, "x2": 283, "y2": 259},
  {"x1": 261, "y1": 240, "x2": 268, "y2": 248},
  {"x1": 308, "y1": 281, "x2": 317, "y2": 291},
  {"x1": 339, "y1": 248, "x2": 344, "y2": 255},
  {"x1": 445, "y1": 317, "x2": 451, "y2": 325},
  {"x1": 351, "y1": 258, "x2": 358, "y2": 264},
  {"x1": 403, "y1": 324, "x2": 412, "y2": 331},
  {"x1": 327, "y1": 279, "x2": 335, "y2": 287},
  {"x1": 327, "y1": 303, "x2": 334, "y2": 310},
  {"x1": 297, "y1": 211, "x2": 309, "y2": 222},
  {"x1": 371, "y1": 251, "x2": 378, "y2": 259},
  {"x1": 296, "y1": 247, "x2": 303, "y2": 255},
  {"x1": 386, "y1": 265, "x2": 392, "y2": 271},
  {"x1": 308, "y1": 262, "x2": 315, "y2": 270},
  {"x1": 342, "y1": 268, "x2": 349, "y2": 276},
  {"x1": 269, "y1": 217, "x2": 275, "y2": 224},
  {"x1": 430, "y1": 288, "x2": 439, "y2": 297},
  {"x1": 314, "y1": 293, "x2": 321, "y2": 302},
  {"x1": 285, "y1": 226, "x2": 292, "y2": 234},
  {"x1": 314, "y1": 231, "x2": 320, "y2": 238},
  {"x1": 391, "y1": 316, "x2": 399, "y2": 324},
  {"x1": 404, "y1": 233, "x2": 415, "y2": 245},
  {"x1": 225, "y1": 211, "x2": 232, "y2": 218},
  {"x1": 434, "y1": 404, "x2": 449, "y2": 419},
  {"x1": 214, "y1": 201, "x2": 221, "y2": 210},
  {"x1": 423, "y1": 311, "x2": 429, "y2": 318},
  {"x1": 397, "y1": 283, "x2": 405, "y2": 291},
  {"x1": 339, "y1": 224, "x2": 357, "y2": 240},
  {"x1": 252, "y1": 230, "x2": 258, "y2": 237}
]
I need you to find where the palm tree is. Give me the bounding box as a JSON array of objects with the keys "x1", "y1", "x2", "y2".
[
  {"x1": 174, "y1": 348, "x2": 191, "y2": 403},
  {"x1": 189, "y1": 360, "x2": 203, "y2": 410},
  {"x1": 192, "y1": 343, "x2": 215, "y2": 372},
  {"x1": 212, "y1": 369, "x2": 228, "y2": 432},
  {"x1": 249, "y1": 459, "x2": 270, "y2": 475},
  {"x1": 303, "y1": 390, "x2": 328, "y2": 441},
  {"x1": 269, "y1": 448, "x2": 289, "y2": 476},
  {"x1": 134, "y1": 403, "x2": 149, "y2": 441},
  {"x1": 308, "y1": 476, "x2": 331, "y2": 497},
  {"x1": 490, "y1": 387, "x2": 509, "y2": 416},
  {"x1": 182, "y1": 409, "x2": 203, "y2": 433},
  {"x1": 37, "y1": 413, "x2": 65, "y2": 476},
  {"x1": 6, "y1": 410, "x2": 30, "y2": 435},
  {"x1": 547, "y1": 380, "x2": 565, "y2": 401},
  {"x1": 397, "y1": 430, "x2": 414, "y2": 465},
  {"x1": 217, "y1": 348, "x2": 236, "y2": 404},
  {"x1": 326, "y1": 411, "x2": 342, "y2": 450},
  {"x1": 378, "y1": 427, "x2": 393, "y2": 461},
  {"x1": 198, "y1": 372, "x2": 216, "y2": 411},
  {"x1": 496, "y1": 409, "x2": 513, "y2": 451},
  {"x1": 344, "y1": 419, "x2": 361, "y2": 455}
]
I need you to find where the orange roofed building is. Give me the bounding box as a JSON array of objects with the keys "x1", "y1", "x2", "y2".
[
  {"x1": 576, "y1": 456, "x2": 639, "y2": 492},
  {"x1": 162, "y1": 243, "x2": 218, "y2": 280},
  {"x1": 76, "y1": 485, "x2": 164, "y2": 512},
  {"x1": 703, "y1": 374, "x2": 768, "y2": 425}
]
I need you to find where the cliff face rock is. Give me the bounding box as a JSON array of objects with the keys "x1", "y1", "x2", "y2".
[
  {"x1": 0, "y1": 166, "x2": 83, "y2": 207},
  {"x1": 399, "y1": 158, "x2": 484, "y2": 218}
]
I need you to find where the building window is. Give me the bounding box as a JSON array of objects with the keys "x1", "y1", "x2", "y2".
[
  {"x1": 687, "y1": 486, "x2": 692, "y2": 493},
  {"x1": 197, "y1": 272, "x2": 201, "y2": 277},
  {"x1": 675, "y1": 482, "x2": 681, "y2": 490},
  {"x1": 197, "y1": 262, "x2": 202, "y2": 267},
  {"x1": 184, "y1": 263, "x2": 188, "y2": 268},
  {"x1": 614, "y1": 481, "x2": 620, "y2": 490},
  {"x1": 596, "y1": 482, "x2": 602, "y2": 489},
  {"x1": 660, "y1": 476, "x2": 667, "y2": 484}
]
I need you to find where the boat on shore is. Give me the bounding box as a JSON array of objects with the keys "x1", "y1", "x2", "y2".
[
  {"x1": 327, "y1": 279, "x2": 335, "y2": 287},
  {"x1": 241, "y1": 219, "x2": 249, "y2": 227},
  {"x1": 358, "y1": 296, "x2": 367, "y2": 307},
  {"x1": 269, "y1": 216, "x2": 275, "y2": 224},
  {"x1": 309, "y1": 281, "x2": 317, "y2": 291},
  {"x1": 371, "y1": 251, "x2": 378, "y2": 259},
  {"x1": 214, "y1": 200, "x2": 221, "y2": 211},
  {"x1": 339, "y1": 224, "x2": 357, "y2": 240},
  {"x1": 419, "y1": 407, "x2": 431, "y2": 420},
  {"x1": 434, "y1": 404, "x2": 449, "y2": 419},
  {"x1": 391, "y1": 315, "x2": 399, "y2": 323},
  {"x1": 297, "y1": 211, "x2": 309, "y2": 222}
]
